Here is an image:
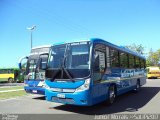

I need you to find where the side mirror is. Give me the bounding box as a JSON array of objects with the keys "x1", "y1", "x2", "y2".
[
  {"x1": 38, "y1": 53, "x2": 49, "y2": 70},
  {"x1": 18, "y1": 56, "x2": 28, "y2": 70},
  {"x1": 40, "y1": 60, "x2": 47, "y2": 70},
  {"x1": 19, "y1": 63, "x2": 22, "y2": 70}
]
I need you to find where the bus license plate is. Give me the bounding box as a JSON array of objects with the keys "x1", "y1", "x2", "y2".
[
  {"x1": 32, "y1": 90, "x2": 37, "y2": 93},
  {"x1": 57, "y1": 94, "x2": 65, "y2": 98}
]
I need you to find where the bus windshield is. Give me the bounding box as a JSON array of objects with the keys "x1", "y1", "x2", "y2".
[
  {"x1": 26, "y1": 56, "x2": 38, "y2": 80},
  {"x1": 26, "y1": 54, "x2": 48, "y2": 80},
  {"x1": 47, "y1": 41, "x2": 90, "y2": 79}
]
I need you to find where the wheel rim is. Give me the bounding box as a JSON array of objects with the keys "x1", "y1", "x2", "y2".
[
  {"x1": 8, "y1": 78, "x2": 13, "y2": 83},
  {"x1": 137, "y1": 83, "x2": 140, "y2": 89},
  {"x1": 109, "y1": 86, "x2": 115, "y2": 104},
  {"x1": 136, "y1": 82, "x2": 140, "y2": 90}
]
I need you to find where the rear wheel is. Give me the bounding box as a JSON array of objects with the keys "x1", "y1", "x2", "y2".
[
  {"x1": 107, "y1": 85, "x2": 116, "y2": 105},
  {"x1": 8, "y1": 78, "x2": 13, "y2": 83},
  {"x1": 134, "y1": 80, "x2": 140, "y2": 92}
]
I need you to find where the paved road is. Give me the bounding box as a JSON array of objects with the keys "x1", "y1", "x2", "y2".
[{"x1": 0, "y1": 79, "x2": 160, "y2": 115}]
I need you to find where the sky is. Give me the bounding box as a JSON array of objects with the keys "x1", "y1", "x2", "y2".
[{"x1": 0, "y1": 0, "x2": 160, "y2": 67}]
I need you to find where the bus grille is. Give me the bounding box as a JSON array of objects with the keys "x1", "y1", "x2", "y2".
[{"x1": 52, "y1": 97, "x2": 75, "y2": 104}]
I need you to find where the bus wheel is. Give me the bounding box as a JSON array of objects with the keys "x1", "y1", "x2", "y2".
[
  {"x1": 107, "y1": 85, "x2": 116, "y2": 105},
  {"x1": 8, "y1": 78, "x2": 13, "y2": 83},
  {"x1": 134, "y1": 80, "x2": 140, "y2": 92}
]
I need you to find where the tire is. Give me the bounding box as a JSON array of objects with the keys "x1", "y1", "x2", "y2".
[
  {"x1": 8, "y1": 78, "x2": 13, "y2": 83},
  {"x1": 107, "y1": 85, "x2": 116, "y2": 105},
  {"x1": 134, "y1": 80, "x2": 140, "y2": 93}
]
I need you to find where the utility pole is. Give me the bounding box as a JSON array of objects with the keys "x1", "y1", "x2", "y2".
[{"x1": 27, "y1": 25, "x2": 36, "y2": 49}]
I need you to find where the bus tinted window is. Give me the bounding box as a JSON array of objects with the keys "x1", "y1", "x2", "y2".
[
  {"x1": 31, "y1": 47, "x2": 50, "y2": 54},
  {"x1": 48, "y1": 45, "x2": 66, "y2": 69},
  {"x1": 129, "y1": 55, "x2": 135, "y2": 68},
  {"x1": 120, "y1": 52, "x2": 128, "y2": 68},
  {"x1": 106, "y1": 47, "x2": 110, "y2": 68},
  {"x1": 66, "y1": 43, "x2": 89, "y2": 69},
  {"x1": 135, "y1": 57, "x2": 140, "y2": 68},
  {"x1": 110, "y1": 49, "x2": 119, "y2": 67},
  {"x1": 140, "y1": 59, "x2": 145, "y2": 68}
]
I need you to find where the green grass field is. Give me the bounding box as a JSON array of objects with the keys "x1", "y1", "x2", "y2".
[
  {"x1": 0, "y1": 78, "x2": 8, "y2": 82},
  {"x1": 0, "y1": 86, "x2": 23, "y2": 91},
  {"x1": 0, "y1": 86, "x2": 27, "y2": 100},
  {"x1": 0, "y1": 90, "x2": 27, "y2": 100}
]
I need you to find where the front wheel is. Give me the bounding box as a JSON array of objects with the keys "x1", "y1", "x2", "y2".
[
  {"x1": 8, "y1": 78, "x2": 13, "y2": 83},
  {"x1": 134, "y1": 80, "x2": 140, "y2": 92},
  {"x1": 107, "y1": 85, "x2": 116, "y2": 105}
]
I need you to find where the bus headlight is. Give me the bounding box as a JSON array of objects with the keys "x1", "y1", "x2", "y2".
[{"x1": 75, "y1": 78, "x2": 90, "y2": 92}]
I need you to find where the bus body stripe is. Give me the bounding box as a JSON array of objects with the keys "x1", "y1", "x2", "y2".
[{"x1": 0, "y1": 74, "x2": 14, "y2": 79}]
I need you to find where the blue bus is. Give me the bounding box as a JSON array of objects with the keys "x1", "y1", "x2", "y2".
[
  {"x1": 19, "y1": 45, "x2": 50, "y2": 95},
  {"x1": 44, "y1": 38, "x2": 146, "y2": 106}
]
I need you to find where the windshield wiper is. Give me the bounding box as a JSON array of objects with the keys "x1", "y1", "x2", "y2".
[
  {"x1": 62, "y1": 67, "x2": 75, "y2": 82},
  {"x1": 50, "y1": 57, "x2": 74, "y2": 82},
  {"x1": 51, "y1": 69, "x2": 61, "y2": 81},
  {"x1": 62, "y1": 52, "x2": 75, "y2": 82},
  {"x1": 50, "y1": 67, "x2": 74, "y2": 82},
  {"x1": 50, "y1": 44, "x2": 75, "y2": 82}
]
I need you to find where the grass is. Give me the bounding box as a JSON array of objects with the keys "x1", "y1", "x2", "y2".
[
  {"x1": 0, "y1": 86, "x2": 26, "y2": 100},
  {"x1": 0, "y1": 90, "x2": 27, "y2": 100},
  {"x1": 0, "y1": 86, "x2": 24, "y2": 91},
  {"x1": 0, "y1": 78, "x2": 8, "y2": 82}
]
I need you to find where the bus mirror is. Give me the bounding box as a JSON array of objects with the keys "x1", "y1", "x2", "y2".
[
  {"x1": 41, "y1": 63, "x2": 47, "y2": 70},
  {"x1": 19, "y1": 63, "x2": 22, "y2": 70},
  {"x1": 39, "y1": 59, "x2": 47, "y2": 70},
  {"x1": 39, "y1": 53, "x2": 48, "y2": 70}
]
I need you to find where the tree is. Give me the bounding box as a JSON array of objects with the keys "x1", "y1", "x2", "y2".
[
  {"x1": 125, "y1": 44, "x2": 160, "y2": 67},
  {"x1": 125, "y1": 43, "x2": 145, "y2": 55},
  {"x1": 146, "y1": 48, "x2": 160, "y2": 67}
]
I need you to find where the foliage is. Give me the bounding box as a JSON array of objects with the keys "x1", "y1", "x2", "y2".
[
  {"x1": 126, "y1": 43, "x2": 145, "y2": 55},
  {"x1": 125, "y1": 43, "x2": 160, "y2": 67},
  {"x1": 0, "y1": 90, "x2": 27, "y2": 100},
  {"x1": 0, "y1": 86, "x2": 23, "y2": 91},
  {"x1": 146, "y1": 48, "x2": 160, "y2": 66}
]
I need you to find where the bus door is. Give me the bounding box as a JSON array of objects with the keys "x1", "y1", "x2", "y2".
[{"x1": 91, "y1": 44, "x2": 108, "y2": 104}]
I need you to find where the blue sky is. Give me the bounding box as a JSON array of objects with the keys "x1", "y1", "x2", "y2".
[{"x1": 0, "y1": 0, "x2": 160, "y2": 67}]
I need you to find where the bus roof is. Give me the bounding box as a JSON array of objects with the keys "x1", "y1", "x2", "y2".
[
  {"x1": 31, "y1": 45, "x2": 51, "y2": 50},
  {"x1": 91, "y1": 38, "x2": 146, "y2": 60},
  {"x1": 51, "y1": 38, "x2": 145, "y2": 60},
  {"x1": 30, "y1": 45, "x2": 51, "y2": 55}
]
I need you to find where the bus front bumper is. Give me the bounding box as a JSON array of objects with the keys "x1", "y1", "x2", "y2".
[
  {"x1": 24, "y1": 86, "x2": 45, "y2": 95},
  {"x1": 45, "y1": 89, "x2": 92, "y2": 106}
]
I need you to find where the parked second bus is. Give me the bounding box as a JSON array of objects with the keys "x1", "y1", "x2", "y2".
[
  {"x1": 44, "y1": 38, "x2": 146, "y2": 106},
  {"x1": 0, "y1": 68, "x2": 24, "y2": 83},
  {"x1": 147, "y1": 66, "x2": 160, "y2": 79},
  {"x1": 19, "y1": 45, "x2": 50, "y2": 95}
]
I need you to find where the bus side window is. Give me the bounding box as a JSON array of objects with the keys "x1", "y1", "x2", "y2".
[{"x1": 93, "y1": 44, "x2": 106, "y2": 83}]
